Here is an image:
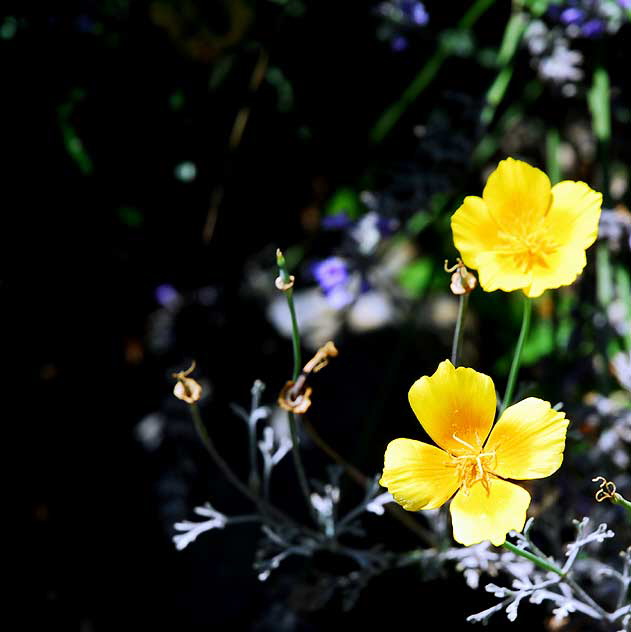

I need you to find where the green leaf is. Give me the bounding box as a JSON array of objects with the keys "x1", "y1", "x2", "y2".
[
  {"x1": 324, "y1": 188, "x2": 362, "y2": 220},
  {"x1": 520, "y1": 317, "x2": 555, "y2": 365},
  {"x1": 118, "y1": 207, "x2": 143, "y2": 228},
  {"x1": 398, "y1": 259, "x2": 433, "y2": 297}
]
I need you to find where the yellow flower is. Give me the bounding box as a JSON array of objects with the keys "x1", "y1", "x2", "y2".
[
  {"x1": 451, "y1": 157, "x2": 602, "y2": 297},
  {"x1": 379, "y1": 360, "x2": 569, "y2": 546}
]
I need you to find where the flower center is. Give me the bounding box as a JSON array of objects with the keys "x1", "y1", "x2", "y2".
[
  {"x1": 497, "y1": 223, "x2": 559, "y2": 273},
  {"x1": 448, "y1": 433, "x2": 497, "y2": 496}
]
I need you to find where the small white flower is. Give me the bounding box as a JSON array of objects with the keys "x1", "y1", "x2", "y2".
[
  {"x1": 365, "y1": 492, "x2": 393, "y2": 516},
  {"x1": 172, "y1": 503, "x2": 228, "y2": 551}
]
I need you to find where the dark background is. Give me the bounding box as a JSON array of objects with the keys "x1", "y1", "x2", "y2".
[{"x1": 13, "y1": 1, "x2": 630, "y2": 630}]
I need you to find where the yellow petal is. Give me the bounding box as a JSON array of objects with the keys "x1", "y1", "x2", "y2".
[
  {"x1": 483, "y1": 158, "x2": 552, "y2": 232},
  {"x1": 525, "y1": 245, "x2": 587, "y2": 298},
  {"x1": 408, "y1": 360, "x2": 496, "y2": 456},
  {"x1": 475, "y1": 250, "x2": 533, "y2": 294},
  {"x1": 485, "y1": 397, "x2": 568, "y2": 480},
  {"x1": 451, "y1": 195, "x2": 500, "y2": 270},
  {"x1": 379, "y1": 438, "x2": 459, "y2": 511},
  {"x1": 546, "y1": 181, "x2": 602, "y2": 251},
  {"x1": 450, "y1": 478, "x2": 530, "y2": 546}
]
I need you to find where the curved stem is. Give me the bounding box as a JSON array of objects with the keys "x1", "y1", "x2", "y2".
[
  {"x1": 370, "y1": 0, "x2": 495, "y2": 144},
  {"x1": 276, "y1": 250, "x2": 315, "y2": 522},
  {"x1": 286, "y1": 291, "x2": 302, "y2": 381},
  {"x1": 451, "y1": 293, "x2": 469, "y2": 367},
  {"x1": 502, "y1": 540, "x2": 564, "y2": 576},
  {"x1": 189, "y1": 403, "x2": 300, "y2": 530},
  {"x1": 613, "y1": 493, "x2": 631, "y2": 521},
  {"x1": 503, "y1": 540, "x2": 611, "y2": 619},
  {"x1": 287, "y1": 411, "x2": 316, "y2": 523},
  {"x1": 302, "y1": 417, "x2": 437, "y2": 546},
  {"x1": 479, "y1": 11, "x2": 528, "y2": 126},
  {"x1": 501, "y1": 296, "x2": 532, "y2": 413}
]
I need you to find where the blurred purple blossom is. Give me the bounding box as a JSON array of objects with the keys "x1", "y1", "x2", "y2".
[
  {"x1": 312, "y1": 257, "x2": 350, "y2": 292},
  {"x1": 548, "y1": 0, "x2": 630, "y2": 38},
  {"x1": 560, "y1": 7, "x2": 586, "y2": 23},
  {"x1": 322, "y1": 213, "x2": 353, "y2": 230},
  {"x1": 580, "y1": 18, "x2": 605, "y2": 36},
  {"x1": 598, "y1": 208, "x2": 631, "y2": 251},
  {"x1": 155, "y1": 283, "x2": 182, "y2": 309},
  {"x1": 375, "y1": 0, "x2": 428, "y2": 52},
  {"x1": 312, "y1": 257, "x2": 357, "y2": 308}
]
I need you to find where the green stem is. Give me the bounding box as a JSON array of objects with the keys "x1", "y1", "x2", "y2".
[
  {"x1": 189, "y1": 403, "x2": 305, "y2": 530},
  {"x1": 190, "y1": 403, "x2": 262, "y2": 506},
  {"x1": 501, "y1": 296, "x2": 532, "y2": 413},
  {"x1": 596, "y1": 241, "x2": 614, "y2": 310},
  {"x1": 247, "y1": 422, "x2": 261, "y2": 494},
  {"x1": 370, "y1": 0, "x2": 495, "y2": 144},
  {"x1": 472, "y1": 80, "x2": 542, "y2": 166},
  {"x1": 451, "y1": 293, "x2": 469, "y2": 367},
  {"x1": 502, "y1": 541, "x2": 564, "y2": 576},
  {"x1": 504, "y1": 542, "x2": 611, "y2": 619},
  {"x1": 480, "y1": 11, "x2": 528, "y2": 126},
  {"x1": 613, "y1": 493, "x2": 631, "y2": 521},
  {"x1": 546, "y1": 127, "x2": 561, "y2": 185},
  {"x1": 287, "y1": 410, "x2": 316, "y2": 521},
  {"x1": 276, "y1": 250, "x2": 315, "y2": 522},
  {"x1": 276, "y1": 250, "x2": 302, "y2": 380}
]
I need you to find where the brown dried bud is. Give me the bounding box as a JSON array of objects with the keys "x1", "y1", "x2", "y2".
[
  {"x1": 173, "y1": 377, "x2": 202, "y2": 404},
  {"x1": 592, "y1": 476, "x2": 617, "y2": 503},
  {"x1": 278, "y1": 381, "x2": 312, "y2": 414},
  {"x1": 445, "y1": 259, "x2": 477, "y2": 295},
  {"x1": 303, "y1": 341, "x2": 338, "y2": 373},
  {"x1": 172, "y1": 361, "x2": 202, "y2": 403}
]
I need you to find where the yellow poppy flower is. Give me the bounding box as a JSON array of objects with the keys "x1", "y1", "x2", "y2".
[
  {"x1": 451, "y1": 157, "x2": 602, "y2": 297},
  {"x1": 379, "y1": 360, "x2": 569, "y2": 546}
]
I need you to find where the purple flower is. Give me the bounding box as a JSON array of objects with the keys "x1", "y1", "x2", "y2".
[
  {"x1": 312, "y1": 257, "x2": 358, "y2": 309},
  {"x1": 391, "y1": 35, "x2": 409, "y2": 52},
  {"x1": 155, "y1": 284, "x2": 181, "y2": 308},
  {"x1": 312, "y1": 257, "x2": 350, "y2": 293},
  {"x1": 406, "y1": 1, "x2": 429, "y2": 26},
  {"x1": 560, "y1": 7, "x2": 585, "y2": 24},
  {"x1": 618, "y1": 0, "x2": 631, "y2": 9},
  {"x1": 321, "y1": 213, "x2": 353, "y2": 230},
  {"x1": 581, "y1": 18, "x2": 605, "y2": 37}
]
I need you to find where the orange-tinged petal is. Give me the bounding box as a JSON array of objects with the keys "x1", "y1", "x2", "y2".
[
  {"x1": 408, "y1": 360, "x2": 496, "y2": 456},
  {"x1": 379, "y1": 438, "x2": 459, "y2": 511},
  {"x1": 451, "y1": 195, "x2": 500, "y2": 270},
  {"x1": 450, "y1": 478, "x2": 530, "y2": 546},
  {"x1": 546, "y1": 180, "x2": 602, "y2": 251},
  {"x1": 525, "y1": 245, "x2": 587, "y2": 298},
  {"x1": 483, "y1": 158, "x2": 552, "y2": 232},
  {"x1": 475, "y1": 251, "x2": 533, "y2": 294},
  {"x1": 484, "y1": 397, "x2": 569, "y2": 480}
]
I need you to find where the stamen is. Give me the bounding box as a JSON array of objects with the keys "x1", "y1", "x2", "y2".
[{"x1": 451, "y1": 433, "x2": 477, "y2": 452}]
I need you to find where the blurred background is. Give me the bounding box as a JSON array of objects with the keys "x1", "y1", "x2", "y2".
[{"x1": 15, "y1": 0, "x2": 631, "y2": 630}]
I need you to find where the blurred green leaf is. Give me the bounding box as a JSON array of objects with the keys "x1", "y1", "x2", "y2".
[
  {"x1": 209, "y1": 55, "x2": 235, "y2": 92},
  {"x1": 588, "y1": 67, "x2": 611, "y2": 143},
  {"x1": 520, "y1": 317, "x2": 555, "y2": 365},
  {"x1": 118, "y1": 207, "x2": 143, "y2": 228},
  {"x1": 324, "y1": 188, "x2": 362, "y2": 219},
  {"x1": 169, "y1": 90, "x2": 185, "y2": 110},
  {"x1": 405, "y1": 211, "x2": 432, "y2": 236},
  {"x1": 398, "y1": 258, "x2": 433, "y2": 297},
  {"x1": 58, "y1": 90, "x2": 93, "y2": 175},
  {"x1": 266, "y1": 66, "x2": 294, "y2": 112},
  {"x1": 439, "y1": 29, "x2": 475, "y2": 57}
]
